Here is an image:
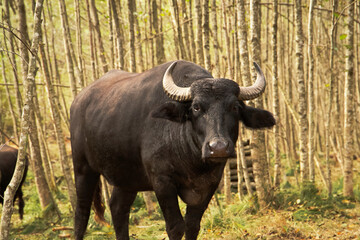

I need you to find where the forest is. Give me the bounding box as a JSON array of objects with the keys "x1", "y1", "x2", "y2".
[{"x1": 0, "y1": 0, "x2": 359, "y2": 239}]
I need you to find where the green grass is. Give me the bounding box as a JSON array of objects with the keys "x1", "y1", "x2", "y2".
[{"x1": 6, "y1": 167, "x2": 360, "y2": 239}]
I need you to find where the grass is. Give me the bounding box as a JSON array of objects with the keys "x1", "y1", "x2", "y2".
[{"x1": 5, "y1": 159, "x2": 360, "y2": 239}]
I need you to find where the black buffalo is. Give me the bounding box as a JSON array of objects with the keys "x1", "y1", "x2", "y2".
[
  {"x1": 70, "y1": 61, "x2": 275, "y2": 240},
  {"x1": 0, "y1": 144, "x2": 28, "y2": 220}
]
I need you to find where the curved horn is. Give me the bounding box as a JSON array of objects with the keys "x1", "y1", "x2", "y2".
[
  {"x1": 238, "y1": 62, "x2": 266, "y2": 101},
  {"x1": 163, "y1": 61, "x2": 192, "y2": 101}
]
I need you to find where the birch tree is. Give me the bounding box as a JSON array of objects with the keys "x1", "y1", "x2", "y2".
[
  {"x1": 295, "y1": 0, "x2": 308, "y2": 183},
  {"x1": 128, "y1": 0, "x2": 136, "y2": 72},
  {"x1": 1, "y1": 1, "x2": 45, "y2": 238},
  {"x1": 250, "y1": 0, "x2": 270, "y2": 208},
  {"x1": 194, "y1": 0, "x2": 204, "y2": 65},
  {"x1": 343, "y1": 0, "x2": 355, "y2": 197},
  {"x1": 59, "y1": 0, "x2": 78, "y2": 99},
  {"x1": 307, "y1": 0, "x2": 316, "y2": 182},
  {"x1": 272, "y1": 0, "x2": 280, "y2": 187},
  {"x1": 202, "y1": 0, "x2": 211, "y2": 70},
  {"x1": 325, "y1": 0, "x2": 338, "y2": 197},
  {"x1": 89, "y1": 0, "x2": 109, "y2": 74}
]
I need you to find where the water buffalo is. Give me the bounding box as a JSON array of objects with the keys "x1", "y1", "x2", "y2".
[
  {"x1": 0, "y1": 144, "x2": 28, "y2": 220},
  {"x1": 70, "y1": 60, "x2": 275, "y2": 240}
]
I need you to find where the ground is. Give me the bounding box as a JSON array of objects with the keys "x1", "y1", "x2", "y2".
[{"x1": 7, "y1": 188, "x2": 360, "y2": 240}]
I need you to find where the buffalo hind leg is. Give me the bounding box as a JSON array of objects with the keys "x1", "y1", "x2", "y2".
[
  {"x1": 110, "y1": 187, "x2": 137, "y2": 240},
  {"x1": 74, "y1": 166, "x2": 100, "y2": 240},
  {"x1": 153, "y1": 176, "x2": 185, "y2": 240},
  {"x1": 15, "y1": 189, "x2": 25, "y2": 220}
]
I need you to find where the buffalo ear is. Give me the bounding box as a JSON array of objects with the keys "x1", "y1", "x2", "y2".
[
  {"x1": 151, "y1": 101, "x2": 189, "y2": 122},
  {"x1": 240, "y1": 106, "x2": 276, "y2": 129}
]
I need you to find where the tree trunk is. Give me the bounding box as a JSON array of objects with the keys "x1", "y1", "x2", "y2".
[
  {"x1": 202, "y1": 0, "x2": 211, "y2": 71},
  {"x1": 89, "y1": 0, "x2": 109, "y2": 74},
  {"x1": 74, "y1": 0, "x2": 85, "y2": 88},
  {"x1": 1, "y1": 54, "x2": 19, "y2": 142},
  {"x1": 0, "y1": 1, "x2": 56, "y2": 238},
  {"x1": 171, "y1": 0, "x2": 186, "y2": 59},
  {"x1": 18, "y1": 0, "x2": 30, "y2": 84},
  {"x1": 134, "y1": 2, "x2": 145, "y2": 71},
  {"x1": 194, "y1": 0, "x2": 204, "y2": 65},
  {"x1": 110, "y1": 0, "x2": 125, "y2": 69},
  {"x1": 294, "y1": 0, "x2": 308, "y2": 183},
  {"x1": 224, "y1": 161, "x2": 232, "y2": 203},
  {"x1": 182, "y1": 0, "x2": 191, "y2": 61},
  {"x1": 237, "y1": 0, "x2": 251, "y2": 87},
  {"x1": 152, "y1": 0, "x2": 166, "y2": 65},
  {"x1": 272, "y1": 0, "x2": 280, "y2": 187},
  {"x1": 343, "y1": 0, "x2": 355, "y2": 197},
  {"x1": 39, "y1": 37, "x2": 77, "y2": 211},
  {"x1": 222, "y1": 0, "x2": 233, "y2": 78},
  {"x1": 250, "y1": 0, "x2": 271, "y2": 209},
  {"x1": 58, "y1": 0, "x2": 78, "y2": 99},
  {"x1": 307, "y1": 0, "x2": 316, "y2": 182},
  {"x1": 127, "y1": 0, "x2": 136, "y2": 72},
  {"x1": 3, "y1": 0, "x2": 23, "y2": 120},
  {"x1": 212, "y1": 0, "x2": 220, "y2": 76}
]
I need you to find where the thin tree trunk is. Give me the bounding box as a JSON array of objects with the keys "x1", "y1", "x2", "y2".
[
  {"x1": 250, "y1": 0, "x2": 270, "y2": 208},
  {"x1": 238, "y1": 129, "x2": 253, "y2": 196},
  {"x1": 1, "y1": 55, "x2": 19, "y2": 142},
  {"x1": 0, "y1": 1, "x2": 57, "y2": 237},
  {"x1": 170, "y1": 0, "x2": 180, "y2": 59},
  {"x1": 152, "y1": 0, "x2": 166, "y2": 65},
  {"x1": 202, "y1": 0, "x2": 211, "y2": 71},
  {"x1": 127, "y1": 0, "x2": 136, "y2": 72},
  {"x1": 222, "y1": 0, "x2": 233, "y2": 78},
  {"x1": 134, "y1": 2, "x2": 145, "y2": 71},
  {"x1": 107, "y1": 0, "x2": 114, "y2": 70},
  {"x1": 237, "y1": 0, "x2": 251, "y2": 87},
  {"x1": 171, "y1": 0, "x2": 186, "y2": 59},
  {"x1": 194, "y1": 0, "x2": 204, "y2": 65},
  {"x1": 59, "y1": 0, "x2": 78, "y2": 99},
  {"x1": 272, "y1": 0, "x2": 281, "y2": 187},
  {"x1": 143, "y1": 192, "x2": 155, "y2": 215},
  {"x1": 189, "y1": 0, "x2": 196, "y2": 63},
  {"x1": 110, "y1": 0, "x2": 125, "y2": 69},
  {"x1": 343, "y1": 0, "x2": 355, "y2": 197},
  {"x1": 75, "y1": 0, "x2": 85, "y2": 88},
  {"x1": 89, "y1": 0, "x2": 109, "y2": 74},
  {"x1": 85, "y1": 0, "x2": 98, "y2": 81},
  {"x1": 307, "y1": 0, "x2": 316, "y2": 182},
  {"x1": 212, "y1": 0, "x2": 220, "y2": 76},
  {"x1": 182, "y1": 0, "x2": 191, "y2": 61},
  {"x1": 224, "y1": 161, "x2": 232, "y2": 203},
  {"x1": 3, "y1": 0, "x2": 23, "y2": 119},
  {"x1": 294, "y1": 0, "x2": 308, "y2": 183},
  {"x1": 18, "y1": 0, "x2": 30, "y2": 84},
  {"x1": 40, "y1": 37, "x2": 77, "y2": 211}
]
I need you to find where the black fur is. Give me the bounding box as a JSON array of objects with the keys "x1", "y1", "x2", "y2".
[{"x1": 70, "y1": 61, "x2": 275, "y2": 240}]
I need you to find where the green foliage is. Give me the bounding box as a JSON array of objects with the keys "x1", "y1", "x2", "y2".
[
  {"x1": 272, "y1": 182, "x2": 356, "y2": 222},
  {"x1": 339, "y1": 34, "x2": 347, "y2": 40}
]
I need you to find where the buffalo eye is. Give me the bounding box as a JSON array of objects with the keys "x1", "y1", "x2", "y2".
[
  {"x1": 231, "y1": 102, "x2": 241, "y2": 112},
  {"x1": 192, "y1": 103, "x2": 201, "y2": 112}
]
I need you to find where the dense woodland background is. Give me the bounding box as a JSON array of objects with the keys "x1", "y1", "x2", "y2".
[{"x1": 0, "y1": 0, "x2": 360, "y2": 239}]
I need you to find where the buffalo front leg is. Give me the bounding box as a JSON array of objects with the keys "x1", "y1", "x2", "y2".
[
  {"x1": 110, "y1": 187, "x2": 137, "y2": 240},
  {"x1": 184, "y1": 193, "x2": 214, "y2": 240},
  {"x1": 153, "y1": 176, "x2": 185, "y2": 240},
  {"x1": 74, "y1": 167, "x2": 100, "y2": 240}
]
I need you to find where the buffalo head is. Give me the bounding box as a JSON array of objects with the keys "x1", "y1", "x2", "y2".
[{"x1": 152, "y1": 61, "x2": 275, "y2": 161}]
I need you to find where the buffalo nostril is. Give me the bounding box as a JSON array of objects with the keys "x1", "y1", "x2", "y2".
[{"x1": 208, "y1": 139, "x2": 229, "y2": 153}]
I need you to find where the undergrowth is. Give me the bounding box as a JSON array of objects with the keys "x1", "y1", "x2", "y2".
[{"x1": 7, "y1": 168, "x2": 360, "y2": 239}]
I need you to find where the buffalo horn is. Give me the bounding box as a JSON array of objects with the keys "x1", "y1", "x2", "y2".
[
  {"x1": 162, "y1": 61, "x2": 192, "y2": 101},
  {"x1": 238, "y1": 62, "x2": 266, "y2": 101}
]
